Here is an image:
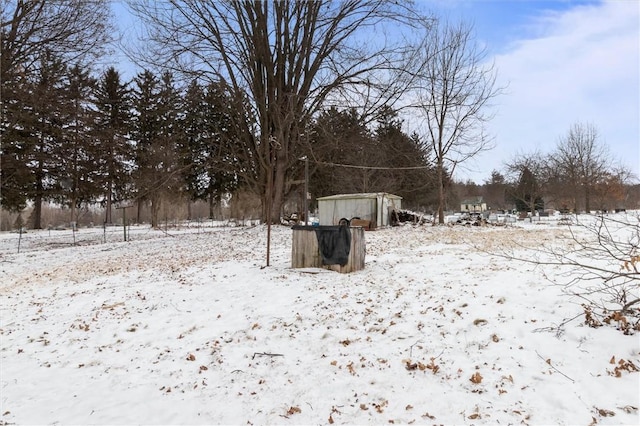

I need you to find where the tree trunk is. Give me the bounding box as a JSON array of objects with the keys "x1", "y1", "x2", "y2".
[
  {"x1": 151, "y1": 194, "x2": 161, "y2": 228},
  {"x1": 70, "y1": 195, "x2": 77, "y2": 225},
  {"x1": 137, "y1": 199, "x2": 143, "y2": 223},
  {"x1": 32, "y1": 167, "x2": 44, "y2": 229},
  {"x1": 270, "y1": 158, "x2": 287, "y2": 224},
  {"x1": 585, "y1": 186, "x2": 591, "y2": 213},
  {"x1": 437, "y1": 159, "x2": 445, "y2": 224},
  {"x1": 217, "y1": 196, "x2": 223, "y2": 220},
  {"x1": 32, "y1": 193, "x2": 43, "y2": 229},
  {"x1": 105, "y1": 178, "x2": 113, "y2": 224}
]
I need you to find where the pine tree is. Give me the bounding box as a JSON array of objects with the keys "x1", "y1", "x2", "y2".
[
  {"x1": 513, "y1": 167, "x2": 544, "y2": 213},
  {"x1": 308, "y1": 107, "x2": 372, "y2": 197},
  {"x1": 201, "y1": 81, "x2": 239, "y2": 218},
  {"x1": 154, "y1": 71, "x2": 182, "y2": 224},
  {"x1": 27, "y1": 50, "x2": 68, "y2": 229},
  {"x1": 94, "y1": 67, "x2": 132, "y2": 224},
  {"x1": 130, "y1": 70, "x2": 160, "y2": 225},
  {"x1": 131, "y1": 70, "x2": 183, "y2": 227},
  {"x1": 374, "y1": 107, "x2": 437, "y2": 210},
  {"x1": 0, "y1": 57, "x2": 32, "y2": 214},
  {"x1": 1, "y1": 0, "x2": 113, "y2": 225},
  {"x1": 58, "y1": 63, "x2": 99, "y2": 223},
  {"x1": 178, "y1": 79, "x2": 207, "y2": 217}
]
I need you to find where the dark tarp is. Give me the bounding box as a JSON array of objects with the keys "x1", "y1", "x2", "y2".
[{"x1": 315, "y1": 225, "x2": 351, "y2": 265}]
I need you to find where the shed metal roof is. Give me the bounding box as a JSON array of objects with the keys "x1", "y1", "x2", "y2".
[{"x1": 317, "y1": 192, "x2": 402, "y2": 201}]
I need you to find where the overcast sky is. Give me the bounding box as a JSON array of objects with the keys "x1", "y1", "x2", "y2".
[
  {"x1": 112, "y1": 0, "x2": 639, "y2": 184},
  {"x1": 422, "y1": 0, "x2": 639, "y2": 183}
]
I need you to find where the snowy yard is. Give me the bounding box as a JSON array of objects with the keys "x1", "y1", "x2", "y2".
[{"x1": 1, "y1": 219, "x2": 638, "y2": 425}]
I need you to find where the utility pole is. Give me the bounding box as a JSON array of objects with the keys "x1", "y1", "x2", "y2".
[{"x1": 303, "y1": 156, "x2": 309, "y2": 225}]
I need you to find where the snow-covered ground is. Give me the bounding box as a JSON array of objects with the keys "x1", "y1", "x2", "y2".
[{"x1": 1, "y1": 218, "x2": 638, "y2": 425}]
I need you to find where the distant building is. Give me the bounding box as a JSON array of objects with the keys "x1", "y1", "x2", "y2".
[
  {"x1": 460, "y1": 196, "x2": 487, "y2": 213},
  {"x1": 317, "y1": 192, "x2": 402, "y2": 228}
]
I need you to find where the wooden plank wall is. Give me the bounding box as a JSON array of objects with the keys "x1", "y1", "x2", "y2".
[{"x1": 291, "y1": 227, "x2": 365, "y2": 273}]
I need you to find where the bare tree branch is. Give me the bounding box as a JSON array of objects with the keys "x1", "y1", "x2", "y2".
[{"x1": 408, "y1": 19, "x2": 503, "y2": 224}]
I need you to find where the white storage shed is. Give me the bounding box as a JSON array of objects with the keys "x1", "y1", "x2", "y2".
[{"x1": 317, "y1": 192, "x2": 402, "y2": 229}]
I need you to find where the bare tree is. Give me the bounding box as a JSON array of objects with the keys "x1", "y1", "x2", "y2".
[
  {"x1": 127, "y1": 0, "x2": 427, "y2": 223},
  {"x1": 591, "y1": 167, "x2": 630, "y2": 212},
  {"x1": 1, "y1": 0, "x2": 112, "y2": 78},
  {"x1": 411, "y1": 20, "x2": 501, "y2": 224},
  {"x1": 551, "y1": 122, "x2": 613, "y2": 213}
]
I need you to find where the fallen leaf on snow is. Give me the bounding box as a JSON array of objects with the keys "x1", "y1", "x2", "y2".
[
  {"x1": 286, "y1": 406, "x2": 301, "y2": 416},
  {"x1": 470, "y1": 372, "x2": 483, "y2": 384},
  {"x1": 596, "y1": 407, "x2": 615, "y2": 417}
]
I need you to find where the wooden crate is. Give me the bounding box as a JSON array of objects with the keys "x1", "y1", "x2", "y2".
[
  {"x1": 350, "y1": 218, "x2": 371, "y2": 230},
  {"x1": 291, "y1": 226, "x2": 365, "y2": 273}
]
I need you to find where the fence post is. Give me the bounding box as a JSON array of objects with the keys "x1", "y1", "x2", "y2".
[
  {"x1": 116, "y1": 206, "x2": 132, "y2": 242},
  {"x1": 71, "y1": 221, "x2": 77, "y2": 245},
  {"x1": 17, "y1": 227, "x2": 22, "y2": 254}
]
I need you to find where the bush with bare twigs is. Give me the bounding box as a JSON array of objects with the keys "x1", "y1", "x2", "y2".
[{"x1": 495, "y1": 212, "x2": 640, "y2": 335}]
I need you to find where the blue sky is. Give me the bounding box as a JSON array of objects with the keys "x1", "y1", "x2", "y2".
[
  {"x1": 419, "y1": 0, "x2": 639, "y2": 183},
  {"x1": 111, "y1": 0, "x2": 639, "y2": 184},
  {"x1": 425, "y1": 0, "x2": 603, "y2": 51}
]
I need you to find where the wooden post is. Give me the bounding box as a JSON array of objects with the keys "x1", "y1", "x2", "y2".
[
  {"x1": 116, "y1": 205, "x2": 132, "y2": 242},
  {"x1": 17, "y1": 227, "x2": 23, "y2": 254},
  {"x1": 304, "y1": 156, "x2": 309, "y2": 225}
]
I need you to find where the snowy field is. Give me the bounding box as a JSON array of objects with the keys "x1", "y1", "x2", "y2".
[{"x1": 1, "y1": 218, "x2": 638, "y2": 425}]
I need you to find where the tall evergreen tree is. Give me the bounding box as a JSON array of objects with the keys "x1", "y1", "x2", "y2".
[
  {"x1": 178, "y1": 79, "x2": 208, "y2": 217},
  {"x1": 513, "y1": 167, "x2": 544, "y2": 213},
  {"x1": 131, "y1": 70, "x2": 160, "y2": 224},
  {"x1": 482, "y1": 170, "x2": 509, "y2": 211},
  {"x1": 153, "y1": 71, "x2": 182, "y2": 224},
  {"x1": 94, "y1": 67, "x2": 132, "y2": 224},
  {"x1": 373, "y1": 107, "x2": 437, "y2": 210},
  {"x1": 307, "y1": 106, "x2": 438, "y2": 210},
  {"x1": 0, "y1": 56, "x2": 32, "y2": 214},
  {"x1": 201, "y1": 81, "x2": 239, "y2": 218},
  {"x1": 307, "y1": 107, "x2": 372, "y2": 197},
  {"x1": 27, "y1": 50, "x2": 68, "y2": 229},
  {"x1": 58, "y1": 63, "x2": 99, "y2": 223},
  {"x1": 178, "y1": 80, "x2": 240, "y2": 219},
  {"x1": 131, "y1": 70, "x2": 182, "y2": 227}
]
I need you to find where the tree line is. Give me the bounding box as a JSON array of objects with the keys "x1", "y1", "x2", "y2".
[
  {"x1": 2, "y1": 1, "x2": 633, "y2": 230},
  {"x1": 1, "y1": 55, "x2": 441, "y2": 228},
  {"x1": 1, "y1": 56, "x2": 238, "y2": 228},
  {"x1": 458, "y1": 121, "x2": 635, "y2": 214}
]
